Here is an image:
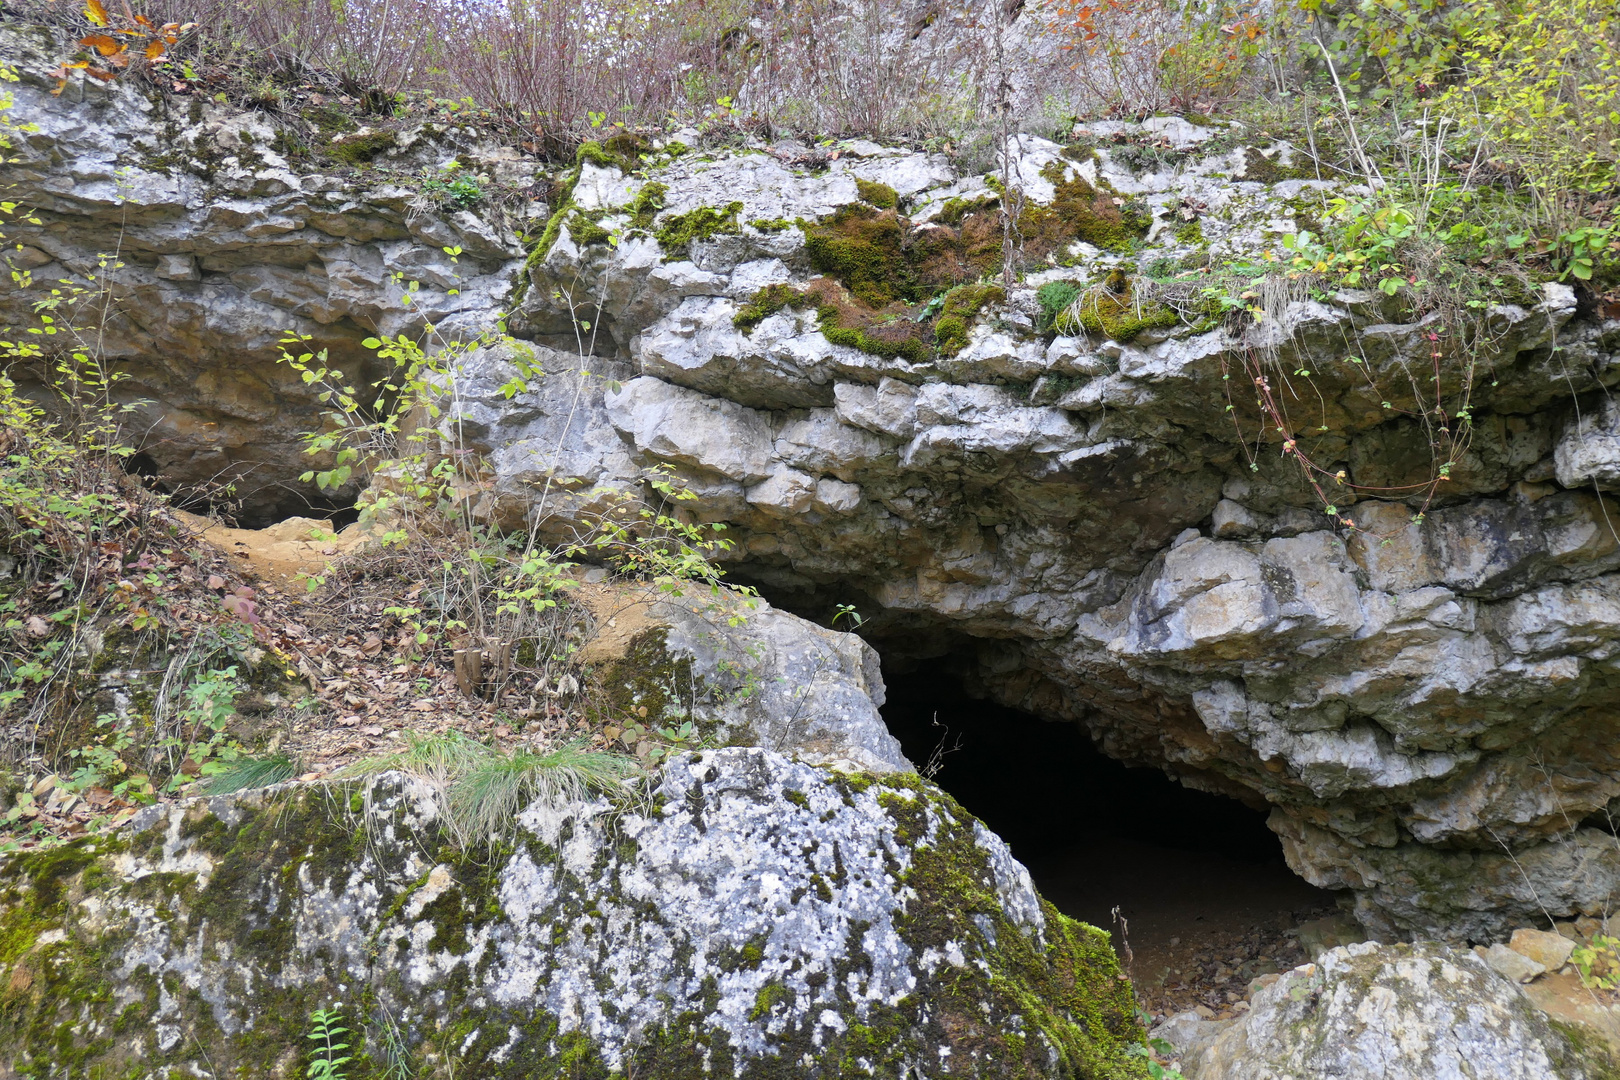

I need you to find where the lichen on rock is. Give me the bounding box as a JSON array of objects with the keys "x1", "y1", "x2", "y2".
[{"x1": 0, "y1": 752, "x2": 1151, "y2": 1079}]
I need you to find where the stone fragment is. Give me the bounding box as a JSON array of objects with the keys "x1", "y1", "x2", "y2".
[
  {"x1": 813, "y1": 478, "x2": 863, "y2": 515},
  {"x1": 1556, "y1": 396, "x2": 1620, "y2": 490},
  {"x1": 1210, "y1": 499, "x2": 1265, "y2": 538},
  {"x1": 1512, "y1": 928, "x2": 1578, "y2": 971},
  {"x1": 1244, "y1": 971, "x2": 1283, "y2": 997},
  {"x1": 154, "y1": 253, "x2": 199, "y2": 281},
  {"x1": 1295, "y1": 915, "x2": 1366, "y2": 961},
  {"x1": 745, "y1": 466, "x2": 817, "y2": 516},
  {"x1": 1151, "y1": 1010, "x2": 1232, "y2": 1074},
  {"x1": 1484, "y1": 942, "x2": 1548, "y2": 983},
  {"x1": 833, "y1": 378, "x2": 918, "y2": 438},
  {"x1": 604, "y1": 376, "x2": 774, "y2": 482}
]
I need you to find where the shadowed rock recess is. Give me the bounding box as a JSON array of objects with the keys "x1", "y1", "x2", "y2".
[{"x1": 7, "y1": 3, "x2": 1620, "y2": 1048}]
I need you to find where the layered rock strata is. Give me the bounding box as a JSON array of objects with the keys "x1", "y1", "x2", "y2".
[
  {"x1": 9, "y1": 22, "x2": 1620, "y2": 937},
  {"x1": 0, "y1": 23, "x2": 526, "y2": 519},
  {"x1": 470, "y1": 144, "x2": 1620, "y2": 939}
]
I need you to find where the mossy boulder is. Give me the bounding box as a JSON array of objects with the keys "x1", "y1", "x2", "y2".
[{"x1": 0, "y1": 752, "x2": 1152, "y2": 1079}]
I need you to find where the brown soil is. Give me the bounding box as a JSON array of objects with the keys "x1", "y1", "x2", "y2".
[{"x1": 1027, "y1": 836, "x2": 1336, "y2": 1020}]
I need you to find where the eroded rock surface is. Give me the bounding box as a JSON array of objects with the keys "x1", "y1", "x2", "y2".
[
  {"x1": 0, "y1": 23, "x2": 527, "y2": 518},
  {"x1": 1196, "y1": 942, "x2": 1606, "y2": 1080},
  {"x1": 446, "y1": 135, "x2": 1620, "y2": 936},
  {"x1": 0, "y1": 750, "x2": 1147, "y2": 1078},
  {"x1": 10, "y1": 20, "x2": 1620, "y2": 936},
  {"x1": 577, "y1": 583, "x2": 908, "y2": 774}
]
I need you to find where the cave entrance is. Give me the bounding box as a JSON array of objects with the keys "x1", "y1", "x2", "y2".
[{"x1": 880, "y1": 659, "x2": 1337, "y2": 1012}]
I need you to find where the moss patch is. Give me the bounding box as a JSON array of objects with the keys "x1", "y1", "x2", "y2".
[
  {"x1": 854, "y1": 178, "x2": 899, "y2": 210},
  {"x1": 326, "y1": 129, "x2": 397, "y2": 166},
  {"x1": 802, "y1": 204, "x2": 915, "y2": 307},
  {"x1": 1240, "y1": 147, "x2": 1315, "y2": 183},
  {"x1": 1053, "y1": 272, "x2": 1180, "y2": 343},
  {"x1": 1022, "y1": 160, "x2": 1151, "y2": 257},
  {"x1": 656, "y1": 202, "x2": 744, "y2": 257},
  {"x1": 733, "y1": 284, "x2": 809, "y2": 332},
  {"x1": 934, "y1": 284, "x2": 1006, "y2": 356}
]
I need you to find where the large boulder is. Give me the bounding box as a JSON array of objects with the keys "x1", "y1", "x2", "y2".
[
  {"x1": 576, "y1": 582, "x2": 910, "y2": 774},
  {"x1": 0, "y1": 749, "x2": 1150, "y2": 1078},
  {"x1": 1194, "y1": 942, "x2": 1609, "y2": 1080}
]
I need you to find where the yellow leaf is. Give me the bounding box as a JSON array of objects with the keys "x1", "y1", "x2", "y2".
[
  {"x1": 84, "y1": 0, "x2": 109, "y2": 25},
  {"x1": 144, "y1": 39, "x2": 166, "y2": 60}
]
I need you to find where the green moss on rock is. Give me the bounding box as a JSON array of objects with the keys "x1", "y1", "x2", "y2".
[
  {"x1": 326, "y1": 129, "x2": 397, "y2": 166},
  {"x1": 801, "y1": 204, "x2": 914, "y2": 307},
  {"x1": 656, "y1": 202, "x2": 745, "y2": 257},
  {"x1": 733, "y1": 284, "x2": 808, "y2": 331},
  {"x1": 854, "y1": 178, "x2": 899, "y2": 210},
  {"x1": 0, "y1": 755, "x2": 1149, "y2": 1080},
  {"x1": 934, "y1": 284, "x2": 1006, "y2": 355}
]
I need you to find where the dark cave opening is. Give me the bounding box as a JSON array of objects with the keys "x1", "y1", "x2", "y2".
[
  {"x1": 879, "y1": 658, "x2": 1336, "y2": 961},
  {"x1": 125, "y1": 450, "x2": 362, "y2": 530}
]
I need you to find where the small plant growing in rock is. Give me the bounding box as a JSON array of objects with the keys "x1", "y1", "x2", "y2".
[
  {"x1": 417, "y1": 163, "x2": 484, "y2": 211},
  {"x1": 305, "y1": 1006, "x2": 351, "y2": 1080},
  {"x1": 1570, "y1": 935, "x2": 1620, "y2": 990}
]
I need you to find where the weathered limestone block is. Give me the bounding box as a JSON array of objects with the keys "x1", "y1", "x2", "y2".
[
  {"x1": 0, "y1": 752, "x2": 1150, "y2": 1079},
  {"x1": 579, "y1": 583, "x2": 911, "y2": 775},
  {"x1": 1197, "y1": 942, "x2": 1607, "y2": 1080}
]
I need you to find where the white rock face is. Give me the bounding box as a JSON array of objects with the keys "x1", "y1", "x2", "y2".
[
  {"x1": 450, "y1": 122, "x2": 1620, "y2": 938},
  {"x1": 1198, "y1": 942, "x2": 1601, "y2": 1080}
]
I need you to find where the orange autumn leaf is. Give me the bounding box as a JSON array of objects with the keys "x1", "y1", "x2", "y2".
[
  {"x1": 84, "y1": 0, "x2": 109, "y2": 26},
  {"x1": 144, "y1": 39, "x2": 166, "y2": 60},
  {"x1": 79, "y1": 33, "x2": 123, "y2": 56}
]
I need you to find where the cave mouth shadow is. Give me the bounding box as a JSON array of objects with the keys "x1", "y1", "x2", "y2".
[
  {"x1": 878, "y1": 659, "x2": 1336, "y2": 941},
  {"x1": 126, "y1": 451, "x2": 362, "y2": 531}
]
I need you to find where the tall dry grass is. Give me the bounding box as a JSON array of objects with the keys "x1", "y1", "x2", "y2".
[{"x1": 12, "y1": 0, "x2": 1111, "y2": 149}]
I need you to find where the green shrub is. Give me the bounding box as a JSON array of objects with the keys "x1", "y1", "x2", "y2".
[{"x1": 1036, "y1": 281, "x2": 1082, "y2": 330}]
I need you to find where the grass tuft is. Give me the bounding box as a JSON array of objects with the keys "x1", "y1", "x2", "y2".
[
  {"x1": 343, "y1": 732, "x2": 640, "y2": 844},
  {"x1": 201, "y1": 754, "x2": 300, "y2": 795}
]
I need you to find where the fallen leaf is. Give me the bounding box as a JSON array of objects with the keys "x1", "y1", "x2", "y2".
[
  {"x1": 360, "y1": 724, "x2": 384, "y2": 737},
  {"x1": 25, "y1": 616, "x2": 50, "y2": 637},
  {"x1": 412, "y1": 699, "x2": 434, "y2": 711},
  {"x1": 207, "y1": 574, "x2": 225, "y2": 590},
  {"x1": 337, "y1": 715, "x2": 361, "y2": 727}
]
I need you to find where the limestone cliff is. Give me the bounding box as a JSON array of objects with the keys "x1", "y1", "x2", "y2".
[{"x1": 7, "y1": 19, "x2": 1620, "y2": 942}]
